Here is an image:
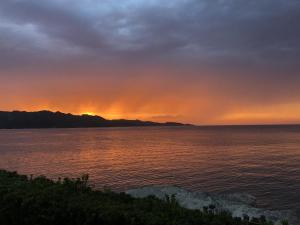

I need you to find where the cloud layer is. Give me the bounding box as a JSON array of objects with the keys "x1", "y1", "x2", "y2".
[{"x1": 1, "y1": 0, "x2": 300, "y2": 124}]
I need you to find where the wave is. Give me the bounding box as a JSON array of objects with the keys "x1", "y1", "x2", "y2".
[{"x1": 126, "y1": 186, "x2": 299, "y2": 225}]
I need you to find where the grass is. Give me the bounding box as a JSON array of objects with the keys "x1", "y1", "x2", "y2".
[{"x1": 0, "y1": 170, "x2": 282, "y2": 225}]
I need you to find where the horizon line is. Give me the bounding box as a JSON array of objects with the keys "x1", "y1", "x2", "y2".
[{"x1": 1, "y1": 109, "x2": 300, "y2": 127}]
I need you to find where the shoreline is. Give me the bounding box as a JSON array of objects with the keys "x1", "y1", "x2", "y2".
[
  {"x1": 1, "y1": 170, "x2": 295, "y2": 225},
  {"x1": 126, "y1": 185, "x2": 299, "y2": 225}
]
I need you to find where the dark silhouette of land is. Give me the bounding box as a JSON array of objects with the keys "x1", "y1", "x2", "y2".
[{"x1": 0, "y1": 110, "x2": 190, "y2": 129}]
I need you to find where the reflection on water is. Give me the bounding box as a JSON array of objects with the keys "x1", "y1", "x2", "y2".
[{"x1": 0, "y1": 126, "x2": 300, "y2": 215}]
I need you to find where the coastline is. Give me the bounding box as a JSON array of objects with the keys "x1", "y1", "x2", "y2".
[
  {"x1": 1, "y1": 170, "x2": 295, "y2": 225},
  {"x1": 127, "y1": 186, "x2": 299, "y2": 225}
]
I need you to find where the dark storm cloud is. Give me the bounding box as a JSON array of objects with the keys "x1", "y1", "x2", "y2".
[
  {"x1": 1, "y1": 0, "x2": 300, "y2": 124},
  {"x1": 0, "y1": 0, "x2": 107, "y2": 47},
  {"x1": 1, "y1": 0, "x2": 300, "y2": 69}
]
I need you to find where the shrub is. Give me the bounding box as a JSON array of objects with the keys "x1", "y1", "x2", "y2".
[{"x1": 0, "y1": 170, "x2": 279, "y2": 225}]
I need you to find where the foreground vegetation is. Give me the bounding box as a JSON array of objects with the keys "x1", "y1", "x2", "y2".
[{"x1": 0, "y1": 170, "x2": 285, "y2": 225}]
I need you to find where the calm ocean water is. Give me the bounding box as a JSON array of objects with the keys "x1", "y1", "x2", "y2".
[{"x1": 0, "y1": 126, "x2": 299, "y2": 215}]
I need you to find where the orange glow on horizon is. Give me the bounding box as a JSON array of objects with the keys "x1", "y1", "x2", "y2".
[
  {"x1": 4, "y1": 103, "x2": 300, "y2": 125},
  {"x1": 2, "y1": 68, "x2": 300, "y2": 125},
  {"x1": 81, "y1": 112, "x2": 97, "y2": 116}
]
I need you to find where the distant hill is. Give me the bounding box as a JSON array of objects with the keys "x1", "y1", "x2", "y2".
[{"x1": 0, "y1": 111, "x2": 190, "y2": 129}]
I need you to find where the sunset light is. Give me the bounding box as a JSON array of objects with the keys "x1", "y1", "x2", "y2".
[
  {"x1": 0, "y1": 0, "x2": 299, "y2": 125},
  {"x1": 81, "y1": 112, "x2": 96, "y2": 116},
  {"x1": 1, "y1": 1, "x2": 300, "y2": 224}
]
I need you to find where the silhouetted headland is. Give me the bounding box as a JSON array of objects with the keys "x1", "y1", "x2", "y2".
[{"x1": 0, "y1": 110, "x2": 191, "y2": 129}]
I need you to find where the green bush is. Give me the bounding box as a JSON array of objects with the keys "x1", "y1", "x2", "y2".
[{"x1": 0, "y1": 170, "x2": 277, "y2": 225}]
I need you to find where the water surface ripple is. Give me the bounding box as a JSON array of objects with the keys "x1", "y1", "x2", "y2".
[{"x1": 0, "y1": 126, "x2": 299, "y2": 215}]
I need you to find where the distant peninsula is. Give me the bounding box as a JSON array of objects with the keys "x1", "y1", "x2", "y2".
[{"x1": 0, "y1": 110, "x2": 191, "y2": 129}]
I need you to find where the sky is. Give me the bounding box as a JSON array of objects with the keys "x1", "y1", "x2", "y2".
[{"x1": 1, "y1": 0, "x2": 300, "y2": 125}]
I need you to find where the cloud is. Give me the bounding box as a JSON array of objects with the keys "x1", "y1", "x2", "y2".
[
  {"x1": 0, "y1": 0, "x2": 300, "y2": 124},
  {"x1": 0, "y1": 0, "x2": 299, "y2": 67}
]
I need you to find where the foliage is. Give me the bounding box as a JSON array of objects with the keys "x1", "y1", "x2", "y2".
[
  {"x1": 281, "y1": 220, "x2": 289, "y2": 225},
  {"x1": 0, "y1": 170, "x2": 276, "y2": 225}
]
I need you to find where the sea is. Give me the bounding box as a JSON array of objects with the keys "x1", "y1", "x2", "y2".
[{"x1": 0, "y1": 125, "x2": 299, "y2": 217}]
